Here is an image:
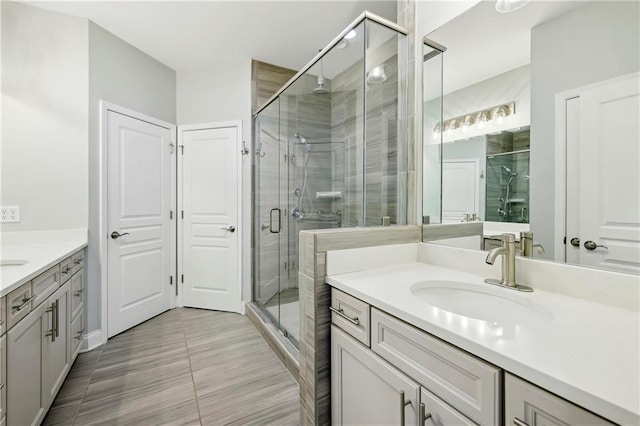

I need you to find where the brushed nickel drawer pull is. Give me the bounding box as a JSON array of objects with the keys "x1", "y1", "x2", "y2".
[
  {"x1": 419, "y1": 403, "x2": 432, "y2": 424},
  {"x1": 74, "y1": 259, "x2": 83, "y2": 265},
  {"x1": 12, "y1": 295, "x2": 35, "y2": 312},
  {"x1": 74, "y1": 289, "x2": 84, "y2": 297},
  {"x1": 329, "y1": 306, "x2": 359, "y2": 325},
  {"x1": 75, "y1": 328, "x2": 85, "y2": 340},
  {"x1": 61, "y1": 267, "x2": 71, "y2": 275},
  {"x1": 0, "y1": 383, "x2": 5, "y2": 390},
  {"x1": 399, "y1": 391, "x2": 411, "y2": 425},
  {"x1": 0, "y1": 320, "x2": 4, "y2": 326},
  {"x1": 513, "y1": 418, "x2": 529, "y2": 426}
]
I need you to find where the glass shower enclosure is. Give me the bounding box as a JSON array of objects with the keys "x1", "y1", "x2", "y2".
[{"x1": 253, "y1": 13, "x2": 408, "y2": 346}]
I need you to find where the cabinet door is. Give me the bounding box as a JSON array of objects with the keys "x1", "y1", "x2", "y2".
[
  {"x1": 70, "y1": 308, "x2": 84, "y2": 361},
  {"x1": 7, "y1": 303, "x2": 47, "y2": 426},
  {"x1": 44, "y1": 282, "x2": 71, "y2": 404},
  {"x1": 332, "y1": 325, "x2": 421, "y2": 426},
  {"x1": 0, "y1": 335, "x2": 5, "y2": 422},
  {"x1": 505, "y1": 373, "x2": 614, "y2": 426}
]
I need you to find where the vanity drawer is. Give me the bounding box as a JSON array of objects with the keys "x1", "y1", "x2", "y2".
[
  {"x1": 371, "y1": 308, "x2": 501, "y2": 425},
  {"x1": 421, "y1": 388, "x2": 476, "y2": 426},
  {"x1": 71, "y1": 308, "x2": 84, "y2": 360},
  {"x1": 70, "y1": 271, "x2": 84, "y2": 320},
  {"x1": 32, "y1": 264, "x2": 60, "y2": 307},
  {"x1": 59, "y1": 257, "x2": 73, "y2": 283},
  {"x1": 505, "y1": 373, "x2": 614, "y2": 426},
  {"x1": 70, "y1": 250, "x2": 84, "y2": 275},
  {"x1": 0, "y1": 297, "x2": 6, "y2": 336},
  {"x1": 331, "y1": 289, "x2": 370, "y2": 346},
  {"x1": 6, "y1": 282, "x2": 33, "y2": 330}
]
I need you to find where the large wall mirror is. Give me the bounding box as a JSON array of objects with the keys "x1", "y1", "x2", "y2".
[{"x1": 421, "y1": 0, "x2": 639, "y2": 275}]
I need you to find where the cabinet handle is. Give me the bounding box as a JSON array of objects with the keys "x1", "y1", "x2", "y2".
[
  {"x1": 329, "y1": 306, "x2": 359, "y2": 325},
  {"x1": 513, "y1": 418, "x2": 529, "y2": 426},
  {"x1": 75, "y1": 328, "x2": 85, "y2": 340},
  {"x1": 0, "y1": 383, "x2": 4, "y2": 390},
  {"x1": 61, "y1": 267, "x2": 70, "y2": 275},
  {"x1": 419, "y1": 403, "x2": 432, "y2": 424},
  {"x1": 74, "y1": 289, "x2": 84, "y2": 297},
  {"x1": 399, "y1": 391, "x2": 411, "y2": 425},
  {"x1": 0, "y1": 319, "x2": 4, "y2": 326},
  {"x1": 74, "y1": 259, "x2": 83, "y2": 265},
  {"x1": 12, "y1": 295, "x2": 35, "y2": 312},
  {"x1": 55, "y1": 299, "x2": 60, "y2": 338}
]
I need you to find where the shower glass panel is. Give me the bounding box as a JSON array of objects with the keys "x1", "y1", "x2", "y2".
[
  {"x1": 253, "y1": 15, "x2": 407, "y2": 348},
  {"x1": 422, "y1": 40, "x2": 445, "y2": 224},
  {"x1": 253, "y1": 99, "x2": 282, "y2": 326}
]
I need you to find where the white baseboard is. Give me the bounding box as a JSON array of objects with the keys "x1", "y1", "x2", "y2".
[{"x1": 81, "y1": 329, "x2": 103, "y2": 352}]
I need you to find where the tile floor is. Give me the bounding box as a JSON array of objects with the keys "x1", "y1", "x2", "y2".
[{"x1": 43, "y1": 308, "x2": 300, "y2": 425}]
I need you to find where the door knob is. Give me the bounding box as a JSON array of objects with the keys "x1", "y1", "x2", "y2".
[
  {"x1": 570, "y1": 237, "x2": 580, "y2": 247},
  {"x1": 584, "y1": 240, "x2": 608, "y2": 250},
  {"x1": 221, "y1": 226, "x2": 236, "y2": 233},
  {"x1": 111, "y1": 231, "x2": 130, "y2": 239}
]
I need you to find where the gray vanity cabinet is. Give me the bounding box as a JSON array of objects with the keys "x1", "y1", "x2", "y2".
[
  {"x1": 7, "y1": 281, "x2": 71, "y2": 426},
  {"x1": 331, "y1": 325, "x2": 421, "y2": 425},
  {"x1": 43, "y1": 282, "x2": 71, "y2": 405},
  {"x1": 505, "y1": 373, "x2": 614, "y2": 426},
  {"x1": 7, "y1": 300, "x2": 48, "y2": 426}
]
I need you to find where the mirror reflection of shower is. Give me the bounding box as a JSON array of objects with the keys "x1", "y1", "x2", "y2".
[{"x1": 498, "y1": 165, "x2": 517, "y2": 217}]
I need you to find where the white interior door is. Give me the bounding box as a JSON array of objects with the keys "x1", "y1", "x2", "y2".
[
  {"x1": 442, "y1": 160, "x2": 479, "y2": 223},
  {"x1": 578, "y1": 73, "x2": 640, "y2": 273},
  {"x1": 107, "y1": 110, "x2": 174, "y2": 338},
  {"x1": 180, "y1": 123, "x2": 241, "y2": 312}
]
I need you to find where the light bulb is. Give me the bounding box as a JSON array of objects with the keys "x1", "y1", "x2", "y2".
[
  {"x1": 477, "y1": 112, "x2": 488, "y2": 130},
  {"x1": 494, "y1": 107, "x2": 507, "y2": 125}
]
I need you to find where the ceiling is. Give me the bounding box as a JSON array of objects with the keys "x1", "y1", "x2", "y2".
[
  {"x1": 28, "y1": 0, "x2": 397, "y2": 73},
  {"x1": 424, "y1": 0, "x2": 587, "y2": 98}
]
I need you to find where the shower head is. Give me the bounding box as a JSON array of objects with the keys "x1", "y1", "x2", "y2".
[
  {"x1": 313, "y1": 84, "x2": 330, "y2": 94},
  {"x1": 500, "y1": 165, "x2": 517, "y2": 177},
  {"x1": 294, "y1": 133, "x2": 307, "y2": 144},
  {"x1": 294, "y1": 133, "x2": 313, "y2": 152}
]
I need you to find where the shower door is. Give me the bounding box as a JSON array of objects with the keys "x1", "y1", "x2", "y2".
[{"x1": 254, "y1": 100, "x2": 283, "y2": 326}]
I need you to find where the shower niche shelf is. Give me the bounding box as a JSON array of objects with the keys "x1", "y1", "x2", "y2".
[{"x1": 316, "y1": 191, "x2": 342, "y2": 199}]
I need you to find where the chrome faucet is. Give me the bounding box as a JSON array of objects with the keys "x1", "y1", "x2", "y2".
[
  {"x1": 485, "y1": 233, "x2": 533, "y2": 292},
  {"x1": 520, "y1": 231, "x2": 545, "y2": 257}
]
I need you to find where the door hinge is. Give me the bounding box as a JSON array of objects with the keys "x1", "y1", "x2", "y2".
[
  {"x1": 181, "y1": 210, "x2": 184, "y2": 219},
  {"x1": 170, "y1": 275, "x2": 173, "y2": 285},
  {"x1": 170, "y1": 210, "x2": 173, "y2": 220},
  {"x1": 181, "y1": 274, "x2": 184, "y2": 283}
]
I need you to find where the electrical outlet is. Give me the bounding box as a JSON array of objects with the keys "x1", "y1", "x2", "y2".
[{"x1": 0, "y1": 206, "x2": 21, "y2": 223}]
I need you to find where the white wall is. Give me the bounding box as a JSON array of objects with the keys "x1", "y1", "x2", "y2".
[
  {"x1": 1, "y1": 2, "x2": 88, "y2": 231},
  {"x1": 176, "y1": 60, "x2": 253, "y2": 306},
  {"x1": 530, "y1": 1, "x2": 640, "y2": 259},
  {"x1": 87, "y1": 22, "x2": 177, "y2": 333}
]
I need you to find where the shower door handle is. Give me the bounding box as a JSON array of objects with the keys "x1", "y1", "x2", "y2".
[{"x1": 269, "y1": 208, "x2": 281, "y2": 234}]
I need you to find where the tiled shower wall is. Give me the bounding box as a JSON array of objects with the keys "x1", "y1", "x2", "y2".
[{"x1": 330, "y1": 46, "x2": 402, "y2": 227}]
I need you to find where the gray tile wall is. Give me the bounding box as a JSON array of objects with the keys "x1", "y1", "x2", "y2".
[{"x1": 298, "y1": 226, "x2": 421, "y2": 425}]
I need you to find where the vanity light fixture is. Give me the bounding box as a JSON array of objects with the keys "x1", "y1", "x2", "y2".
[
  {"x1": 432, "y1": 122, "x2": 442, "y2": 140},
  {"x1": 495, "y1": 0, "x2": 530, "y2": 13},
  {"x1": 433, "y1": 102, "x2": 516, "y2": 138}
]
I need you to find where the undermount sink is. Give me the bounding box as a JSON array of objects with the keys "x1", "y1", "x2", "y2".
[
  {"x1": 0, "y1": 259, "x2": 28, "y2": 267},
  {"x1": 410, "y1": 280, "x2": 553, "y2": 325}
]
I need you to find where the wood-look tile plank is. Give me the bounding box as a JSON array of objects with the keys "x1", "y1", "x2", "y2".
[{"x1": 46, "y1": 308, "x2": 299, "y2": 426}]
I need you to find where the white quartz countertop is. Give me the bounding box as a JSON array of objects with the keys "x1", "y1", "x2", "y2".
[
  {"x1": 1, "y1": 230, "x2": 87, "y2": 297},
  {"x1": 326, "y1": 262, "x2": 640, "y2": 425}
]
